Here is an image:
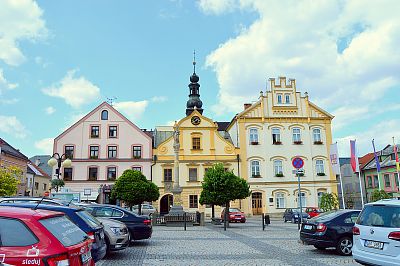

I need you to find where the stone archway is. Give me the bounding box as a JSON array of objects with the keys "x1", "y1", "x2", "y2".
[{"x1": 160, "y1": 194, "x2": 173, "y2": 215}]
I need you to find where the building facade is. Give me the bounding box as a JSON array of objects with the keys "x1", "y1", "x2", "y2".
[
  {"x1": 338, "y1": 158, "x2": 365, "y2": 209},
  {"x1": 52, "y1": 102, "x2": 153, "y2": 202},
  {"x1": 227, "y1": 77, "x2": 337, "y2": 215},
  {"x1": 26, "y1": 162, "x2": 51, "y2": 197}
]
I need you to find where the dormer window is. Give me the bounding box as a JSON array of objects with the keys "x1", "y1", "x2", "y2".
[
  {"x1": 285, "y1": 94, "x2": 290, "y2": 104},
  {"x1": 101, "y1": 110, "x2": 108, "y2": 120},
  {"x1": 277, "y1": 94, "x2": 282, "y2": 104}
]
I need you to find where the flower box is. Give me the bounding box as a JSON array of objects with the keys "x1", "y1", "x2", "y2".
[
  {"x1": 317, "y1": 172, "x2": 326, "y2": 176},
  {"x1": 133, "y1": 156, "x2": 141, "y2": 159},
  {"x1": 275, "y1": 173, "x2": 284, "y2": 177},
  {"x1": 252, "y1": 174, "x2": 261, "y2": 178},
  {"x1": 293, "y1": 141, "x2": 303, "y2": 145},
  {"x1": 273, "y1": 141, "x2": 282, "y2": 145},
  {"x1": 90, "y1": 156, "x2": 98, "y2": 159},
  {"x1": 314, "y1": 141, "x2": 323, "y2": 145},
  {"x1": 250, "y1": 141, "x2": 259, "y2": 145}
]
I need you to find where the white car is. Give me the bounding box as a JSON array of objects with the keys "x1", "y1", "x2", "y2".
[{"x1": 353, "y1": 199, "x2": 400, "y2": 266}]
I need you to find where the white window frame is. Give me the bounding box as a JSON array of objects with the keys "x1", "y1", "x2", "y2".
[
  {"x1": 276, "y1": 193, "x2": 285, "y2": 209},
  {"x1": 292, "y1": 128, "x2": 301, "y2": 142},
  {"x1": 317, "y1": 192, "x2": 324, "y2": 206},
  {"x1": 313, "y1": 128, "x2": 321, "y2": 142},
  {"x1": 272, "y1": 128, "x2": 281, "y2": 144},
  {"x1": 249, "y1": 128, "x2": 259, "y2": 144},
  {"x1": 274, "y1": 160, "x2": 283, "y2": 176},
  {"x1": 297, "y1": 192, "x2": 307, "y2": 207},
  {"x1": 316, "y1": 159, "x2": 325, "y2": 174},
  {"x1": 284, "y1": 94, "x2": 290, "y2": 104},
  {"x1": 277, "y1": 94, "x2": 282, "y2": 104},
  {"x1": 251, "y1": 160, "x2": 260, "y2": 177}
]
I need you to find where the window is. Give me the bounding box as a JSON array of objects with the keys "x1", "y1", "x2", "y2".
[
  {"x1": 63, "y1": 168, "x2": 73, "y2": 181},
  {"x1": 101, "y1": 110, "x2": 108, "y2": 120},
  {"x1": 276, "y1": 193, "x2": 285, "y2": 209},
  {"x1": 108, "y1": 146, "x2": 117, "y2": 158},
  {"x1": 313, "y1": 128, "x2": 322, "y2": 143},
  {"x1": 189, "y1": 195, "x2": 198, "y2": 208},
  {"x1": 95, "y1": 207, "x2": 113, "y2": 217},
  {"x1": 395, "y1": 173, "x2": 399, "y2": 187},
  {"x1": 88, "y1": 167, "x2": 98, "y2": 181},
  {"x1": 292, "y1": 128, "x2": 302, "y2": 143},
  {"x1": 374, "y1": 175, "x2": 379, "y2": 188},
  {"x1": 109, "y1": 126, "x2": 117, "y2": 138},
  {"x1": 272, "y1": 128, "x2": 281, "y2": 144},
  {"x1": 107, "y1": 167, "x2": 116, "y2": 181},
  {"x1": 132, "y1": 166, "x2": 142, "y2": 172},
  {"x1": 367, "y1": 176, "x2": 373, "y2": 188},
  {"x1": 189, "y1": 168, "x2": 198, "y2": 182},
  {"x1": 133, "y1": 146, "x2": 142, "y2": 159},
  {"x1": 43, "y1": 183, "x2": 47, "y2": 191},
  {"x1": 90, "y1": 146, "x2": 99, "y2": 159},
  {"x1": 249, "y1": 128, "x2": 259, "y2": 144},
  {"x1": 64, "y1": 145, "x2": 74, "y2": 159},
  {"x1": 316, "y1": 160, "x2": 325, "y2": 175},
  {"x1": 285, "y1": 94, "x2": 290, "y2": 104},
  {"x1": 0, "y1": 218, "x2": 38, "y2": 246},
  {"x1": 90, "y1": 126, "x2": 99, "y2": 138},
  {"x1": 384, "y1": 174, "x2": 391, "y2": 188},
  {"x1": 274, "y1": 160, "x2": 283, "y2": 176},
  {"x1": 164, "y1": 168, "x2": 172, "y2": 182},
  {"x1": 298, "y1": 192, "x2": 307, "y2": 207},
  {"x1": 192, "y1": 137, "x2": 201, "y2": 150},
  {"x1": 251, "y1": 160, "x2": 260, "y2": 177},
  {"x1": 34, "y1": 182, "x2": 39, "y2": 190},
  {"x1": 277, "y1": 94, "x2": 282, "y2": 104},
  {"x1": 357, "y1": 205, "x2": 400, "y2": 228}
]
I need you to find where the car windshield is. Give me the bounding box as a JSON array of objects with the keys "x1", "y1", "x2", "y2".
[
  {"x1": 309, "y1": 210, "x2": 340, "y2": 221},
  {"x1": 76, "y1": 210, "x2": 102, "y2": 229},
  {"x1": 40, "y1": 215, "x2": 87, "y2": 247},
  {"x1": 229, "y1": 208, "x2": 241, "y2": 212},
  {"x1": 357, "y1": 205, "x2": 400, "y2": 228}
]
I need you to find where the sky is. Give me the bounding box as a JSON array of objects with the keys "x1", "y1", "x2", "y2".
[{"x1": 0, "y1": 0, "x2": 399, "y2": 158}]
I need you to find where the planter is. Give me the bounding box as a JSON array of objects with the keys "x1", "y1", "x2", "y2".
[
  {"x1": 314, "y1": 141, "x2": 323, "y2": 145},
  {"x1": 133, "y1": 156, "x2": 141, "y2": 159},
  {"x1": 317, "y1": 173, "x2": 326, "y2": 176},
  {"x1": 275, "y1": 173, "x2": 284, "y2": 177},
  {"x1": 252, "y1": 174, "x2": 261, "y2": 178},
  {"x1": 90, "y1": 156, "x2": 98, "y2": 159},
  {"x1": 250, "y1": 141, "x2": 259, "y2": 145},
  {"x1": 273, "y1": 141, "x2": 282, "y2": 145},
  {"x1": 293, "y1": 141, "x2": 303, "y2": 145}
]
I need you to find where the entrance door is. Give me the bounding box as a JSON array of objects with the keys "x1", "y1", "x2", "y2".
[
  {"x1": 160, "y1": 194, "x2": 173, "y2": 215},
  {"x1": 252, "y1": 192, "x2": 263, "y2": 215}
]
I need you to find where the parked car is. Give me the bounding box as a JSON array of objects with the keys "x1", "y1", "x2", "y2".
[
  {"x1": 283, "y1": 208, "x2": 310, "y2": 223},
  {"x1": 305, "y1": 207, "x2": 323, "y2": 218},
  {"x1": 0, "y1": 203, "x2": 107, "y2": 262},
  {"x1": 0, "y1": 196, "x2": 77, "y2": 206},
  {"x1": 132, "y1": 203, "x2": 157, "y2": 216},
  {"x1": 353, "y1": 199, "x2": 400, "y2": 265},
  {"x1": 221, "y1": 208, "x2": 246, "y2": 223},
  {"x1": 300, "y1": 209, "x2": 360, "y2": 255},
  {"x1": 83, "y1": 204, "x2": 152, "y2": 241},
  {"x1": 0, "y1": 206, "x2": 94, "y2": 266},
  {"x1": 97, "y1": 217, "x2": 130, "y2": 254}
]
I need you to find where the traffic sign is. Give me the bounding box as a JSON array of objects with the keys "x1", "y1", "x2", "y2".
[{"x1": 292, "y1": 157, "x2": 304, "y2": 169}]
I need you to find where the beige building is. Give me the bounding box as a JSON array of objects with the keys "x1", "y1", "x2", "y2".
[
  {"x1": 227, "y1": 77, "x2": 337, "y2": 216},
  {"x1": 26, "y1": 162, "x2": 51, "y2": 197}
]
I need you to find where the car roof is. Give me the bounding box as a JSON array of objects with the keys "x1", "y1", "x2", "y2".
[
  {"x1": 0, "y1": 203, "x2": 83, "y2": 213},
  {"x1": 0, "y1": 206, "x2": 64, "y2": 220},
  {"x1": 366, "y1": 199, "x2": 400, "y2": 206}
]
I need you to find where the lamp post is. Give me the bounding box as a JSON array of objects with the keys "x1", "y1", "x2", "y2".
[{"x1": 47, "y1": 153, "x2": 72, "y2": 180}]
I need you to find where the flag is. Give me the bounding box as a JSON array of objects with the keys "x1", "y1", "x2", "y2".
[
  {"x1": 394, "y1": 143, "x2": 400, "y2": 171},
  {"x1": 329, "y1": 143, "x2": 340, "y2": 175},
  {"x1": 350, "y1": 140, "x2": 360, "y2": 173},
  {"x1": 372, "y1": 139, "x2": 381, "y2": 172}
]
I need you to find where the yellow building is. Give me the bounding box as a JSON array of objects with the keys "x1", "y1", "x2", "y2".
[
  {"x1": 152, "y1": 65, "x2": 240, "y2": 217},
  {"x1": 227, "y1": 77, "x2": 337, "y2": 216}
]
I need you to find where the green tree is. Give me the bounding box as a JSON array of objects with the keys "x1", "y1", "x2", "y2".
[
  {"x1": 320, "y1": 193, "x2": 339, "y2": 212},
  {"x1": 371, "y1": 189, "x2": 391, "y2": 202},
  {"x1": 199, "y1": 163, "x2": 250, "y2": 229},
  {"x1": 111, "y1": 169, "x2": 160, "y2": 214},
  {"x1": 0, "y1": 166, "x2": 21, "y2": 196},
  {"x1": 51, "y1": 179, "x2": 65, "y2": 192}
]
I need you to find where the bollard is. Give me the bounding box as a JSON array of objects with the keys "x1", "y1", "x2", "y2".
[
  {"x1": 265, "y1": 214, "x2": 270, "y2": 226},
  {"x1": 262, "y1": 213, "x2": 265, "y2": 230},
  {"x1": 184, "y1": 212, "x2": 187, "y2": 231}
]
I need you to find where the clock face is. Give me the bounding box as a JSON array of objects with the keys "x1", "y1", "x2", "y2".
[{"x1": 191, "y1": 116, "x2": 201, "y2": 125}]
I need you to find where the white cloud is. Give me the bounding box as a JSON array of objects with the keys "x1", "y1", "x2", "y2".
[
  {"x1": 45, "y1": 106, "x2": 55, "y2": 115},
  {"x1": 151, "y1": 96, "x2": 168, "y2": 103},
  {"x1": 34, "y1": 138, "x2": 54, "y2": 154},
  {"x1": 0, "y1": 115, "x2": 27, "y2": 138},
  {"x1": 42, "y1": 70, "x2": 101, "y2": 108},
  {"x1": 0, "y1": 0, "x2": 47, "y2": 66},
  {"x1": 113, "y1": 100, "x2": 149, "y2": 121},
  {"x1": 0, "y1": 98, "x2": 19, "y2": 104},
  {"x1": 197, "y1": 0, "x2": 239, "y2": 15},
  {"x1": 0, "y1": 69, "x2": 18, "y2": 95}
]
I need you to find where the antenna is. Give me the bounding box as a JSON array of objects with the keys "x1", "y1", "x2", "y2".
[
  {"x1": 32, "y1": 196, "x2": 46, "y2": 210},
  {"x1": 107, "y1": 96, "x2": 117, "y2": 106},
  {"x1": 193, "y1": 50, "x2": 196, "y2": 73}
]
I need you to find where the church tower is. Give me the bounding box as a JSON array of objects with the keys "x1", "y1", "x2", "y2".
[{"x1": 186, "y1": 52, "x2": 204, "y2": 116}]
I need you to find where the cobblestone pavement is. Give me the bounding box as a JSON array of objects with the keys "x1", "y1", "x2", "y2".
[{"x1": 97, "y1": 218, "x2": 360, "y2": 266}]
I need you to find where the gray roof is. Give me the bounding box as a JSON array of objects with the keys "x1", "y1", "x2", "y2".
[
  {"x1": 29, "y1": 155, "x2": 52, "y2": 177},
  {"x1": 0, "y1": 138, "x2": 28, "y2": 161}
]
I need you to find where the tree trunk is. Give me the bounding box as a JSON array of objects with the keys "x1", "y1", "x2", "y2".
[
  {"x1": 224, "y1": 201, "x2": 230, "y2": 231},
  {"x1": 129, "y1": 204, "x2": 133, "y2": 211},
  {"x1": 138, "y1": 202, "x2": 142, "y2": 215},
  {"x1": 211, "y1": 204, "x2": 215, "y2": 219}
]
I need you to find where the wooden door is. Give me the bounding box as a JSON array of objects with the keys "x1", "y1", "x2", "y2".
[{"x1": 252, "y1": 192, "x2": 263, "y2": 215}]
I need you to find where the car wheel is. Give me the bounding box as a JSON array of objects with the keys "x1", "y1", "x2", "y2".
[
  {"x1": 104, "y1": 236, "x2": 111, "y2": 255},
  {"x1": 336, "y1": 237, "x2": 353, "y2": 256},
  {"x1": 283, "y1": 217, "x2": 287, "y2": 223},
  {"x1": 313, "y1": 245, "x2": 326, "y2": 250}
]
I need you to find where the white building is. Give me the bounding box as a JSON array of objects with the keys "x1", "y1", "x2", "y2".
[{"x1": 52, "y1": 102, "x2": 153, "y2": 202}]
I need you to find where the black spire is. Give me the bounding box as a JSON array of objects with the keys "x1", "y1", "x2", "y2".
[{"x1": 186, "y1": 50, "x2": 203, "y2": 116}]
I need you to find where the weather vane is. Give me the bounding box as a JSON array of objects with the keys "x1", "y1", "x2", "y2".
[
  {"x1": 193, "y1": 49, "x2": 196, "y2": 73},
  {"x1": 107, "y1": 96, "x2": 117, "y2": 106}
]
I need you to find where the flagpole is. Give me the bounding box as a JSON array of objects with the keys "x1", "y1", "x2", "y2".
[
  {"x1": 336, "y1": 143, "x2": 346, "y2": 209},
  {"x1": 354, "y1": 141, "x2": 365, "y2": 207},
  {"x1": 393, "y1": 137, "x2": 400, "y2": 192}
]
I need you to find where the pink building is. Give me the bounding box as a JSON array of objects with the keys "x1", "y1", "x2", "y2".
[{"x1": 52, "y1": 102, "x2": 152, "y2": 202}]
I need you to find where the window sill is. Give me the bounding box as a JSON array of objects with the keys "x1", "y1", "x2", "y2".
[
  {"x1": 89, "y1": 157, "x2": 99, "y2": 159},
  {"x1": 293, "y1": 141, "x2": 303, "y2": 145},
  {"x1": 275, "y1": 175, "x2": 284, "y2": 177},
  {"x1": 187, "y1": 180, "x2": 200, "y2": 183},
  {"x1": 317, "y1": 173, "x2": 326, "y2": 176},
  {"x1": 250, "y1": 142, "x2": 259, "y2": 145},
  {"x1": 273, "y1": 142, "x2": 282, "y2": 145},
  {"x1": 90, "y1": 136, "x2": 99, "y2": 139},
  {"x1": 313, "y1": 141, "x2": 323, "y2": 145}
]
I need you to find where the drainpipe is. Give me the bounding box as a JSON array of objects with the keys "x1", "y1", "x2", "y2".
[
  {"x1": 237, "y1": 154, "x2": 241, "y2": 209},
  {"x1": 151, "y1": 155, "x2": 157, "y2": 182}
]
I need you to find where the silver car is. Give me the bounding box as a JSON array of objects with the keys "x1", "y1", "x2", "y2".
[
  {"x1": 97, "y1": 217, "x2": 130, "y2": 254},
  {"x1": 132, "y1": 203, "x2": 157, "y2": 216}
]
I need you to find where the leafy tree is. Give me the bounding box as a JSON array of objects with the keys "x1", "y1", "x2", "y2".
[
  {"x1": 371, "y1": 189, "x2": 391, "y2": 202},
  {"x1": 111, "y1": 169, "x2": 160, "y2": 214},
  {"x1": 0, "y1": 166, "x2": 21, "y2": 196},
  {"x1": 320, "y1": 193, "x2": 339, "y2": 212},
  {"x1": 51, "y1": 179, "x2": 65, "y2": 192},
  {"x1": 199, "y1": 163, "x2": 250, "y2": 229}
]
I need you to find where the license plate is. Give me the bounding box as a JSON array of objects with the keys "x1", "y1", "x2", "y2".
[
  {"x1": 235, "y1": 218, "x2": 241, "y2": 220},
  {"x1": 365, "y1": 240, "x2": 384, "y2": 250},
  {"x1": 81, "y1": 251, "x2": 92, "y2": 263},
  {"x1": 304, "y1": 225, "x2": 312, "y2": 230}
]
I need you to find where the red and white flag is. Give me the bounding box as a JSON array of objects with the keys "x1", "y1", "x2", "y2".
[{"x1": 350, "y1": 140, "x2": 360, "y2": 173}]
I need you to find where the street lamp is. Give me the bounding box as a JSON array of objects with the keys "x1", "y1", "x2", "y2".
[{"x1": 48, "y1": 153, "x2": 72, "y2": 179}]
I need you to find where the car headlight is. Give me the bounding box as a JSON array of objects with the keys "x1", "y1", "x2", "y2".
[
  {"x1": 110, "y1": 227, "x2": 122, "y2": 236},
  {"x1": 294, "y1": 214, "x2": 298, "y2": 218}
]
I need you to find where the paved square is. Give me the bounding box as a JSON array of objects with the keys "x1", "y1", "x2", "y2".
[{"x1": 98, "y1": 218, "x2": 360, "y2": 266}]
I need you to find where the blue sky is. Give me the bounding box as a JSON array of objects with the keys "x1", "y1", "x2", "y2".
[{"x1": 1, "y1": 0, "x2": 399, "y2": 158}]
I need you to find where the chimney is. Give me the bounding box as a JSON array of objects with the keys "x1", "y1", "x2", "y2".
[
  {"x1": 35, "y1": 158, "x2": 41, "y2": 166},
  {"x1": 244, "y1": 103, "x2": 252, "y2": 110}
]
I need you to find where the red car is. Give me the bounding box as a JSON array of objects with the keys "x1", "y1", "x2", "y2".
[
  {"x1": 305, "y1": 207, "x2": 323, "y2": 218},
  {"x1": 0, "y1": 206, "x2": 94, "y2": 266},
  {"x1": 221, "y1": 208, "x2": 246, "y2": 223}
]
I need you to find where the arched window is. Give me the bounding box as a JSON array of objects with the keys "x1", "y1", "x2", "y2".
[
  {"x1": 101, "y1": 110, "x2": 108, "y2": 120},
  {"x1": 313, "y1": 128, "x2": 321, "y2": 143},
  {"x1": 250, "y1": 160, "x2": 260, "y2": 178},
  {"x1": 275, "y1": 192, "x2": 285, "y2": 209},
  {"x1": 273, "y1": 160, "x2": 283, "y2": 176},
  {"x1": 249, "y1": 128, "x2": 259, "y2": 144}
]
